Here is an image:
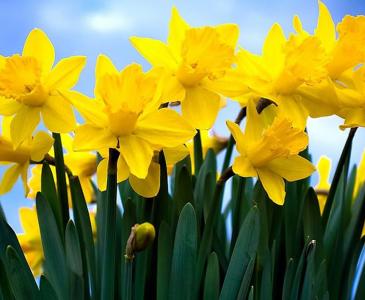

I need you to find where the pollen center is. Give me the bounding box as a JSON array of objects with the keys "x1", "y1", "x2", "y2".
[
  {"x1": 0, "y1": 55, "x2": 48, "y2": 107},
  {"x1": 107, "y1": 109, "x2": 139, "y2": 137}
]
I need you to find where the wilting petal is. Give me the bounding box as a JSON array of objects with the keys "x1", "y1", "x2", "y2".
[
  {"x1": 119, "y1": 135, "x2": 154, "y2": 179},
  {"x1": 129, "y1": 161, "x2": 160, "y2": 198},
  {"x1": 257, "y1": 168, "x2": 285, "y2": 205},
  {"x1": 42, "y1": 94, "x2": 76, "y2": 133},
  {"x1": 182, "y1": 87, "x2": 221, "y2": 130},
  {"x1": 22, "y1": 28, "x2": 55, "y2": 73},
  {"x1": 135, "y1": 108, "x2": 195, "y2": 148},
  {"x1": 46, "y1": 56, "x2": 86, "y2": 90}
]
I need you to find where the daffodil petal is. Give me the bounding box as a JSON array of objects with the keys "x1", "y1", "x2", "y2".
[
  {"x1": 268, "y1": 156, "x2": 315, "y2": 182},
  {"x1": 96, "y1": 158, "x2": 108, "y2": 191},
  {"x1": 182, "y1": 87, "x2": 221, "y2": 130},
  {"x1": 164, "y1": 145, "x2": 190, "y2": 165},
  {"x1": 30, "y1": 131, "x2": 54, "y2": 162},
  {"x1": 232, "y1": 155, "x2": 257, "y2": 177},
  {"x1": 10, "y1": 106, "x2": 40, "y2": 148},
  {"x1": 42, "y1": 94, "x2": 76, "y2": 133},
  {"x1": 263, "y1": 23, "x2": 286, "y2": 76},
  {"x1": 168, "y1": 7, "x2": 190, "y2": 57},
  {"x1": 0, "y1": 164, "x2": 21, "y2": 195},
  {"x1": 226, "y1": 121, "x2": 245, "y2": 153},
  {"x1": 45, "y1": 56, "x2": 86, "y2": 90},
  {"x1": 117, "y1": 155, "x2": 130, "y2": 183},
  {"x1": 257, "y1": 168, "x2": 285, "y2": 205},
  {"x1": 315, "y1": 1, "x2": 336, "y2": 52},
  {"x1": 0, "y1": 97, "x2": 22, "y2": 116},
  {"x1": 22, "y1": 28, "x2": 55, "y2": 73},
  {"x1": 119, "y1": 135, "x2": 154, "y2": 179},
  {"x1": 215, "y1": 24, "x2": 239, "y2": 48},
  {"x1": 20, "y1": 162, "x2": 29, "y2": 197},
  {"x1": 129, "y1": 161, "x2": 160, "y2": 198},
  {"x1": 130, "y1": 36, "x2": 177, "y2": 69},
  {"x1": 135, "y1": 108, "x2": 195, "y2": 148},
  {"x1": 74, "y1": 125, "x2": 116, "y2": 151},
  {"x1": 95, "y1": 54, "x2": 119, "y2": 97}
]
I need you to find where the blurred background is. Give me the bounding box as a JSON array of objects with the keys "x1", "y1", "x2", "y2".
[{"x1": 1, "y1": 0, "x2": 365, "y2": 232}]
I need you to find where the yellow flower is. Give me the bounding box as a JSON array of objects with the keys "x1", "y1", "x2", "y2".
[
  {"x1": 17, "y1": 206, "x2": 97, "y2": 276},
  {"x1": 17, "y1": 206, "x2": 43, "y2": 276},
  {"x1": 68, "y1": 56, "x2": 196, "y2": 197},
  {"x1": 354, "y1": 150, "x2": 365, "y2": 200},
  {"x1": 227, "y1": 101, "x2": 315, "y2": 205},
  {"x1": 0, "y1": 29, "x2": 86, "y2": 147},
  {"x1": 130, "y1": 8, "x2": 239, "y2": 129},
  {"x1": 28, "y1": 134, "x2": 97, "y2": 203},
  {"x1": 0, "y1": 117, "x2": 53, "y2": 196},
  {"x1": 314, "y1": 155, "x2": 331, "y2": 214}
]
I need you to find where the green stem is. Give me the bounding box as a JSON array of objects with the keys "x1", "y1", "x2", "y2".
[
  {"x1": 101, "y1": 148, "x2": 119, "y2": 300},
  {"x1": 123, "y1": 259, "x2": 134, "y2": 300},
  {"x1": 52, "y1": 133, "x2": 69, "y2": 230},
  {"x1": 194, "y1": 130, "x2": 203, "y2": 174},
  {"x1": 230, "y1": 176, "x2": 245, "y2": 255}
]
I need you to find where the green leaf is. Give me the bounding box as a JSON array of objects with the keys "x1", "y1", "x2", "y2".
[
  {"x1": 236, "y1": 256, "x2": 256, "y2": 300},
  {"x1": 303, "y1": 188, "x2": 323, "y2": 245},
  {"x1": 5, "y1": 246, "x2": 39, "y2": 300},
  {"x1": 169, "y1": 203, "x2": 197, "y2": 300},
  {"x1": 65, "y1": 221, "x2": 83, "y2": 276},
  {"x1": 36, "y1": 192, "x2": 68, "y2": 300},
  {"x1": 39, "y1": 276, "x2": 58, "y2": 300},
  {"x1": 173, "y1": 165, "x2": 194, "y2": 219},
  {"x1": 41, "y1": 163, "x2": 63, "y2": 237},
  {"x1": 220, "y1": 206, "x2": 260, "y2": 299},
  {"x1": 0, "y1": 202, "x2": 6, "y2": 222},
  {"x1": 0, "y1": 258, "x2": 13, "y2": 300},
  {"x1": 282, "y1": 258, "x2": 295, "y2": 300},
  {"x1": 157, "y1": 221, "x2": 173, "y2": 300},
  {"x1": 203, "y1": 252, "x2": 220, "y2": 300},
  {"x1": 194, "y1": 130, "x2": 203, "y2": 174}
]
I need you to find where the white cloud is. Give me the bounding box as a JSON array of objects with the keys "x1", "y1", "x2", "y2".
[{"x1": 84, "y1": 11, "x2": 134, "y2": 33}]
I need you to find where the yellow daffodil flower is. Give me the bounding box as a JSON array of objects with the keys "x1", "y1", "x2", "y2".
[
  {"x1": 354, "y1": 151, "x2": 365, "y2": 200},
  {"x1": 17, "y1": 206, "x2": 97, "y2": 276},
  {"x1": 314, "y1": 155, "x2": 331, "y2": 213},
  {"x1": 17, "y1": 206, "x2": 43, "y2": 276},
  {"x1": 130, "y1": 8, "x2": 239, "y2": 129},
  {"x1": 227, "y1": 101, "x2": 315, "y2": 205},
  {"x1": 0, "y1": 118, "x2": 53, "y2": 196},
  {"x1": 0, "y1": 29, "x2": 86, "y2": 147},
  {"x1": 68, "y1": 56, "x2": 196, "y2": 197}
]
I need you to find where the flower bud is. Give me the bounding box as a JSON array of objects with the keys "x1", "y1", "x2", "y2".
[{"x1": 125, "y1": 222, "x2": 156, "y2": 260}]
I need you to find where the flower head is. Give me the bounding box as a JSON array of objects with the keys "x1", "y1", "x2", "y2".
[
  {"x1": 227, "y1": 101, "x2": 315, "y2": 205},
  {"x1": 69, "y1": 55, "x2": 196, "y2": 197},
  {"x1": 130, "y1": 8, "x2": 239, "y2": 129},
  {"x1": 314, "y1": 155, "x2": 331, "y2": 213},
  {"x1": 0, "y1": 29, "x2": 86, "y2": 147}
]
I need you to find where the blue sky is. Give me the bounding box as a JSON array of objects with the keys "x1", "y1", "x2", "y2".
[{"x1": 1, "y1": 0, "x2": 365, "y2": 232}]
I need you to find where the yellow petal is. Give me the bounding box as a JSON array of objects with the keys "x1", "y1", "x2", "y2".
[
  {"x1": 41, "y1": 94, "x2": 76, "y2": 133},
  {"x1": 117, "y1": 155, "x2": 130, "y2": 183},
  {"x1": 20, "y1": 162, "x2": 30, "y2": 197},
  {"x1": 232, "y1": 155, "x2": 257, "y2": 177},
  {"x1": 226, "y1": 120, "x2": 245, "y2": 154},
  {"x1": 19, "y1": 206, "x2": 40, "y2": 234},
  {"x1": 129, "y1": 161, "x2": 160, "y2": 198},
  {"x1": 315, "y1": 155, "x2": 331, "y2": 190},
  {"x1": 268, "y1": 156, "x2": 315, "y2": 181},
  {"x1": 130, "y1": 37, "x2": 177, "y2": 69},
  {"x1": 22, "y1": 28, "x2": 55, "y2": 73},
  {"x1": 95, "y1": 54, "x2": 119, "y2": 97},
  {"x1": 215, "y1": 24, "x2": 239, "y2": 49},
  {"x1": 0, "y1": 97, "x2": 22, "y2": 115},
  {"x1": 164, "y1": 145, "x2": 190, "y2": 165},
  {"x1": 74, "y1": 125, "x2": 116, "y2": 151},
  {"x1": 315, "y1": 1, "x2": 336, "y2": 52},
  {"x1": 30, "y1": 131, "x2": 54, "y2": 162},
  {"x1": 45, "y1": 56, "x2": 86, "y2": 90},
  {"x1": 182, "y1": 87, "x2": 221, "y2": 129},
  {"x1": 263, "y1": 23, "x2": 286, "y2": 77},
  {"x1": 10, "y1": 106, "x2": 40, "y2": 148},
  {"x1": 135, "y1": 108, "x2": 195, "y2": 148},
  {"x1": 62, "y1": 90, "x2": 108, "y2": 127},
  {"x1": 0, "y1": 164, "x2": 21, "y2": 195},
  {"x1": 339, "y1": 107, "x2": 365, "y2": 129},
  {"x1": 257, "y1": 168, "x2": 285, "y2": 205},
  {"x1": 168, "y1": 7, "x2": 190, "y2": 57},
  {"x1": 96, "y1": 158, "x2": 108, "y2": 191},
  {"x1": 119, "y1": 135, "x2": 154, "y2": 179},
  {"x1": 275, "y1": 95, "x2": 308, "y2": 130}
]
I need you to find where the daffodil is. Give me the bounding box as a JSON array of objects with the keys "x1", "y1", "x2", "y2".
[
  {"x1": 0, "y1": 29, "x2": 86, "y2": 147},
  {"x1": 17, "y1": 206, "x2": 43, "y2": 276},
  {"x1": 227, "y1": 101, "x2": 315, "y2": 205},
  {"x1": 314, "y1": 155, "x2": 331, "y2": 213},
  {"x1": 130, "y1": 8, "x2": 238, "y2": 129},
  {"x1": 0, "y1": 118, "x2": 53, "y2": 196},
  {"x1": 68, "y1": 56, "x2": 196, "y2": 197}
]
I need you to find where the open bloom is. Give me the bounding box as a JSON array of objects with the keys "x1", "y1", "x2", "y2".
[
  {"x1": 0, "y1": 118, "x2": 53, "y2": 196},
  {"x1": 227, "y1": 101, "x2": 315, "y2": 205},
  {"x1": 130, "y1": 8, "x2": 238, "y2": 129},
  {"x1": 0, "y1": 29, "x2": 86, "y2": 147},
  {"x1": 68, "y1": 55, "x2": 196, "y2": 197},
  {"x1": 28, "y1": 134, "x2": 97, "y2": 203}
]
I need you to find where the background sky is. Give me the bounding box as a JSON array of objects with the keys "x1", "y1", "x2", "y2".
[{"x1": 1, "y1": 0, "x2": 365, "y2": 233}]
